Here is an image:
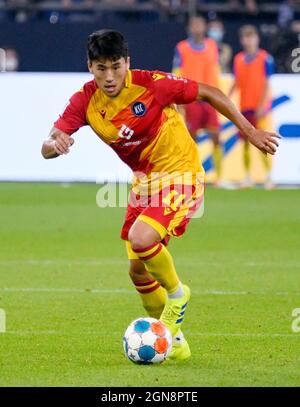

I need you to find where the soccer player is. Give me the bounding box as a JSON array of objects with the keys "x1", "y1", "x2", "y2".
[
  {"x1": 173, "y1": 15, "x2": 222, "y2": 185},
  {"x1": 229, "y1": 25, "x2": 275, "y2": 188},
  {"x1": 208, "y1": 18, "x2": 232, "y2": 74},
  {"x1": 41, "y1": 30, "x2": 279, "y2": 361}
]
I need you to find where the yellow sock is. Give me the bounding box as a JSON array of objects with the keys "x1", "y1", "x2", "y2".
[
  {"x1": 213, "y1": 144, "x2": 222, "y2": 181},
  {"x1": 133, "y1": 243, "x2": 180, "y2": 294},
  {"x1": 261, "y1": 151, "x2": 272, "y2": 173},
  {"x1": 243, "y1": 141, "x2": 250, "y2": 173},
  {"x1": 134, "y1": 279, "x2": 166, "y2": 319}
]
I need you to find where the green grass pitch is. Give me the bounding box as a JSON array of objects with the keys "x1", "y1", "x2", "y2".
[{"x1": 0, "y1": 182, "x2": 299, "y2": 386}]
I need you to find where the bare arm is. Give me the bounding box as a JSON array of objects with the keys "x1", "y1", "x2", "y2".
[
  {"x1": 228, "y1": 79, "x2": 237, "y2": 99},
  {"x1": 176, "y1": 104, "x2": 186, "y2": 121},
  {"x1": 41, "y1": 127, "x2": 74, "y2": 159},
  {"x1": 197, "y1": 83, "x2": 280, "y2": 155}
]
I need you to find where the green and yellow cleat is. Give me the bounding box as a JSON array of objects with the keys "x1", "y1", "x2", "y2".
[
  {"x1": 160, "y1": 284, "x2": 191, "y2": 337},
  {"x1": 167, "y1": 330, "x2": 191, "y2": 361}
]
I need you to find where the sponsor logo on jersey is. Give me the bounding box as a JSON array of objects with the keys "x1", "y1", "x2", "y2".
[{"x1": 119, "y1": 124, "x2": 134, "y2": 140}]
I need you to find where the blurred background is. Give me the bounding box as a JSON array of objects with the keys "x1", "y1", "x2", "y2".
[
  {"x1": 0, "y1": 0, "x2": 300, "y2": 185},
  {"x1": 1, "y1": 0, "x2": 300, "y2": 72}
]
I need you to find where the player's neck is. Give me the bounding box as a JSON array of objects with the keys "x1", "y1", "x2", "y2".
[
  {"x1": 244, "y1": 48, "x2": 259, "y2": 57},
  {"x1": 192, "y1": 36, "x2": 205, "y2": 45}
]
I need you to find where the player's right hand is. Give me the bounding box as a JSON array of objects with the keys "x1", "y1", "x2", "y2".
[
  {"x1": 248, "y1": 128, "x2": 280, "y2": 155},
  {"x1": 53, "y1": 133, "x2": 74, "y2": 155}
]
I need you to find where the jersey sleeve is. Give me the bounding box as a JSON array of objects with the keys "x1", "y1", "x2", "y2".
[
  {"x1": 54, "y1": 90, "x2": 87, "y2": 135},
  {"x1": 172, "y1": 46, "x2": 183, "y2": 76},
  {"x1": 264, "y1": 54, "x2": 275, "y2": 77},
  {"x1": 152, "y1": 72, "x2": 198, "y2": 106}
]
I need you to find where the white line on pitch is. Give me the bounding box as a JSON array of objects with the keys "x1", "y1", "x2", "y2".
[
  {"x1": 0, "y1": 287, "x2": 298, "y2": 296},
  {"x1": 0, "y1": 259, "x2": 127, "y2": 266},
  {"x1": 244, "y1": 261, "x2": 300, "y2": 268},
  {"x1": 4, "y1": 330, "x2": 299, "y2": 338},
  {"x1": 187, "y1": 332, "x2": 300, "y2": 338},
  {"x1": 0, "y1": 287, "x2": 133, "y2": 294},
  {"x1": 0, "y1": 259, "x2": 299, "y2": 268},
  {"x1": 181, "y1": 261, "x2": 300, "y2": 268}
]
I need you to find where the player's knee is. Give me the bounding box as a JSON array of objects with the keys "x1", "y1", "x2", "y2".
[
  {"x1": 129, "y1": 234, "x2": 150, "y2": 252},
  {"x1": 128, "y1": 225, "x2": 159, "y2": 252}
]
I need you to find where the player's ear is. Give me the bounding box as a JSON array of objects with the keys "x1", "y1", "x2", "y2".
[
  {"x1": 126, "y1": 56, "x2": 130, "y2": 69},
  {"x1": 87, "y1": 60, "x2": 93, "y2": 73}
]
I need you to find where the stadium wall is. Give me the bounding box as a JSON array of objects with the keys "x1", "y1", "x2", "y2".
[
  {"x1": 0, "y1": 22, "x2": 187, "y2": 72},
  {"x1": 0, "y1": 72, "x2": 299, "y2": 184},
  {"x1": 0, "y1": 21, "x2": 270, "y2": 72}
]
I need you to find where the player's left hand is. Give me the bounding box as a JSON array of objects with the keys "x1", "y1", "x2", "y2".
[{"x1": 248, "y1": 128, "x2": 281, "y2": 155}]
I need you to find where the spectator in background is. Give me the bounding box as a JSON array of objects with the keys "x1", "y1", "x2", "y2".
[
  {"x1": 7, "y1": 0, "x2": 34, "y2": 22},
  {"x1": 278, "y1": 0, "x2": 295, "y2": 27},
  {"x1": 229, "y1": 25, "x2": 275, "y2": 189},
  {"x1": 269, "y1": 19, "x2": 300, "y2": 73},
  {"x1": 0, "y1": 0, "x2": 6, "y2": 21},
  {"x1": 41, "y1": 0, "x2": 95, "y2": 24},
  {"x1": 0, "y1": 47, "x2": 19, "y2": 71},
  {"x1": 0, "y1": 48, "x2": 5, "y2": 71},
  {"x1": 208, "y1": 18, "x2": 232, "y2": 73},
  {"x1": 62, "y1": 0, "x2": 95, "y2": 22},
  {"x1": 155, "y1": 0, "x2": 186, "y2": 18},
  {"x1": 101, "y1": 0, "x2": 137, "y2": 5},
  {"x1": 228, "y1": 0, "x2": 258, "y2": 13},
  {"x1": 291, "y1": 19, "x2": 300, "y2": 31},
  {"x1": 173, "y1": 14, "x2": 223, "y2": 186},
  {"x1": 291, "y1": 19, "x2": 300, "y2": 39}
]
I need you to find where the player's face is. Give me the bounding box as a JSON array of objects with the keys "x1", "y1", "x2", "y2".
[
  {"x1": 88, "y1": 57, "x2": 130, "y2": 97},
  {"x1": 188, "y1": 17, "x2": 207, "y2": 39},
  {"x1": 241, "y1": 34, "x2": 259, "y2": 53}
]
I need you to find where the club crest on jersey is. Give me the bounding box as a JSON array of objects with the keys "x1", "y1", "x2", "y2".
[{"x1": 131, "y1": 101, "x2": 146, "y2": 117}]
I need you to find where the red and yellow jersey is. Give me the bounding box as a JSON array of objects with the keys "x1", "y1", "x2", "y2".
[
  {"x1": 54, "y1": 69, "x2": 204, "y2": 193},
  {"x1": 233, "y1": 49, "x2": 275, "y2": 111},
  {"x1": 173, "y1": 38, "x2": 220, "y2": 87}
]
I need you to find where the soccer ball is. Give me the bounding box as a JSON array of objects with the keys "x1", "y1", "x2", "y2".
[{"x1": 123, "y1": 317, "x2": 172, "y2": 364}]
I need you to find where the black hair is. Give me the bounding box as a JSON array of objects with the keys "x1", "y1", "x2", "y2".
[
  {"x1": 239, "y1": 25, "x2": 259, "y2": 38},
  {"x1": 87, "y1": 29, "x2": 128, "y2": 62}
]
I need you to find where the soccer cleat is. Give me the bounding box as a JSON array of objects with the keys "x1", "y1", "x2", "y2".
[
  {"x1": 239, "y1": 175, "x2": 254, "y2": 189},
  {"x1": 264, "y1": 181, "x2": 275, "y2": 190},
  {"x1": 264, "y1": 175, "x2": 275, "y2": 190},
  {"x1": 167, "y1": 330, "x2": 191, "y2": 361},
  {"x1": 159, "y1": 284, "x2": 191, "y2": 337}
]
